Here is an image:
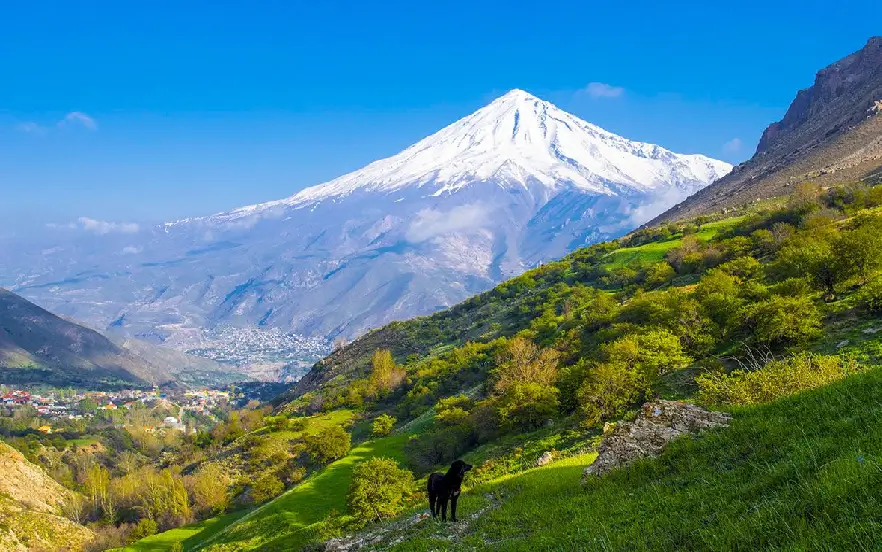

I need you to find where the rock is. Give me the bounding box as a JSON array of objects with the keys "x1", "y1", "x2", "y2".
[
  {"x1": 837, "y1": 340, "x2": 850, "y2": 348},
  {"x1": 536, "y1": 451, "x2": 554, "y2": 467},
  {"x1": 583, "y1": 400, "x2": 731, "y2": 479}
]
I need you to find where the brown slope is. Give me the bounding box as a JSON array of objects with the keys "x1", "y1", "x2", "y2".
[
  {"x1": 651, "y1": 36, "x2": 882, "y2": 225},
  {"x1": 0, "y1": 440, "x2": 94, "y2": 551}
]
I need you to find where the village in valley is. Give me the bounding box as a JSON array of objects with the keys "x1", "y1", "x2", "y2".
[{"x1": 0, "y1": 386, "x2": 234, "y2": 433}]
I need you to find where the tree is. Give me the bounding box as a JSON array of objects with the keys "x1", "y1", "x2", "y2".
[
  {"x1": 305, "y1": 425, "x2": 351, "y2": 464},
  {"x1": 579, "y1": 362, "x2": 642, "y2": 426},
  {"x1": 773, "y1": 228, "x2": 850, "y2": 300},
  {"x1": 494, "y1": 382, "x2": 559, "y2": 429},
  {"x1": 347, "y1": 458, "x2": 415, "y2": 524},
  {"x1": 371, "y1": 414, "x2": 396, "y2": 437},
  {"x1": 492, "y1": 336, "x2": 559, "y2": 392},
  {"x1": 643, "y1": 262, "x2": 676, "y2": 289},
  {"x1": 368, "y1": 349, "x2": 406, "y2": 397},
  {"x1": 745, "y1": 295, "x2": 822, "y2": 346},
  {"x1": 186, "y1": 464, "x2": 230, "y2": 515},
  {"x1": 837, "y1": 215, "x2": 882, "y2": 285}
]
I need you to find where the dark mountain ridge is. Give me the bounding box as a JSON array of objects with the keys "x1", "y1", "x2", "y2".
[{"x1": 0, "y1": 288, "x2": 229, "y2": 387}]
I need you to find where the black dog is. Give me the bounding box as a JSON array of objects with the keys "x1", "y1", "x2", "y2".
[{"x1": 427, "y1": 459, "x2": 473, "y2": 522}]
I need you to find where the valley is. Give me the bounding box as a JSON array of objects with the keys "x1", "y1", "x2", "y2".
[{"x1": 2, "y1": 13, "x2": 882, "y2": 552}]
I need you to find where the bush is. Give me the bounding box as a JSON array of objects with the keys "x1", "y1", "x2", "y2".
[
  {"x1": 347, "y1": 457, "x2": 415, "y2": 524},
  {"x1": 494, "y1": 382, "x2": 559, "y2": 430},
  {"x1": 130, "y1": 518, "x2": 158, "y2": 541},
  {"x1": 744, "y1": 295, "x2": 822, "y2": 346},
  {"x1": 696, "y1": 353, "x2": 864, "y2": 406},
  {"x1": 856, "y1": 278, "x2": 882, "y2": 312},
  {"x1": 578, "y1": 362, "x2": 642, "y2": 426},
  {"x1": 371, "y1": 414, "x2": 396, "y2": 437},
  {"x1": 305, "y1": 425, "x2": 351, "y2": 464},
  {"x1": 251, "y1": 474, "x2": 285, "y2": 504}
]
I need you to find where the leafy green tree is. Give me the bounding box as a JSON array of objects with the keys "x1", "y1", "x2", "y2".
[
  {"x1": 347, "y1": 458, "x2": 415, "y2": 524},
  {"x1": 371, "y1": 414, "x2": 396, "y2": 437},
  {"x1": 773, "y1": 229, "x2": 850, "y2": 299},
  {"x1": 495, "y1": 382, "x2": 559, "y2": 430},
  {"x1": 856, "y1": 278, "x2": 882, "y2": 312},
  {"x1": 578, "y1": 362, "x2": 641, "y2": 426},
  {"x1": 305, "y1": 425, "x2": 351, "y2": 464},
  {"x1": 368, "y1": 349, "x2": 406, "y2": 397},
  {"x1": 837, "y1": 215, "x2": 882, "y2": 284},
  {"x1": 492, "y1": 336, "x2": 559, "y2": 392},
  {"x1": 643, "y1": 262, "x2": 676, "y2": 289}
]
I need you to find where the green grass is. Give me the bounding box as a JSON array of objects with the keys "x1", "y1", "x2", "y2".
[
  {"x1": 199, "y1": 433, "x2": 409, "y2": 551},
  {"x1": 116, "y1": 511, "x2": 248, "y2": 552},
  {"x1": 382, "y1": 366, "x2": 882, "y2": 551},
  {"x1": 604, "y1": 217, "x2": 744, "y2": 269},
  {"x1": 134, "y1": 432, "x2": 410, "y2": 552}
]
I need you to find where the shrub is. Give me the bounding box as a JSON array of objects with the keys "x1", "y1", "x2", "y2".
[
  {"x1": 130, "y1": 518, "x2": 158, "y2": 541},
  {"x1": 305, "y1": 425, "x2": 351, "y2": 464},
  {"x1": 371, "y1": 414, "x2": 396, "y2": 437},
  {"x1": 186, "y1": 464, "x2": 231, "y2": 516},
  {"x1": 744, "y1": 295, "x2": 822, "y2": 346},
  {"x1": 494, "y1": 382, "x2": 559, "y2": 430},
  {"x1": 696, "y1": 353, "x2": 864, "y2": 406},
  {"x1": 643, "y1": 262, "x2": 676, "y2": 289},
  {"x1": 347, "y1": 457, "x2": 415, "y2": 524},
  {"x1": 578, "y1": 362, "x2": 641, "y2": 426},
  {"x1": 857, "y1": 278, "x2": 882, "y2": 312},
  {"x1": 251, "y1": 474, "x2": 285, "y2": 504}
]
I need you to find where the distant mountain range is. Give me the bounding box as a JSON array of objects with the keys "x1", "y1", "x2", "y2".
[
  {"x1": 2, "y1": 90, "x2": 729, "y2": 356},
  {"x1": 0, "y1": 288, "x2": 238, "y2": 388},
  {"x1": 654, "y1": 36, "x2": 882, "y2": 224}
]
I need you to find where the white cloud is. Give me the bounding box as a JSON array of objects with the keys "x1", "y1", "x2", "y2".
[
  {"x1": 583, "y1": 82, "x2": 625, "y2": 99},
  {"x1": 47, "y1": 218, "x2": 140, "y2": 234},
  {"x1": 16, "y1": 122, "x2": 46, "y2": 135},
  {"x1": 59, "y1": 111, "x2": 98, "y2": 130},
  {"x1": 626, "y1": 188, "x2": 694, "y2": 227},
  {"x1": 406, "y1": 204, "x2": 490, "y2": 242},
  {"x1": 722, "y1": 138, "x2": 743, "y2": 154},
  {"x1": 78, "y1": 217, "x2": 139, "y2": 234},
  {"x1": 121, "y1": 245, "x2": 143, "y2": 255}
]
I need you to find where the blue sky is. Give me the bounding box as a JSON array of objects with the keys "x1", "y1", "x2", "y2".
[{"x1": 1, "y1": 0, "x2": 880, "y2": 227}]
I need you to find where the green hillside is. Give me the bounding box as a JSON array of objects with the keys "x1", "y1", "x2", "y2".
[{"x1": 132, "y1": 182, "x2": 882, "y2": 551}]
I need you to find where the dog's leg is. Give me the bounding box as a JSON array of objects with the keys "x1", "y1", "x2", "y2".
[
  {"x1": 440, "y1": 497, "x2": 448, "y2": 521},
  {"x1": 429, "y1": 492, "x2": 436, "y2": 518},
  {"x1": 450, "y1": 494, "x2": 458, "y2": 522}
]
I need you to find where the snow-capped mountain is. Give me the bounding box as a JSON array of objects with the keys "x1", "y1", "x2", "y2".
[
  {"x1": 206, "y1": 89, "x2": 727, "y2": 221},
  {"x1": 3, "y1": 90, "x2": 730, "y2": 362}
]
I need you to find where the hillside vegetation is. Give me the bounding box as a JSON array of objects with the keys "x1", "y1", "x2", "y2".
[
  {"x1": 0, "y1": 440, "x2": 94, "y2": 551},
  {"x1": 130, "y1": 180, "x2": 882, "y2": 551}
]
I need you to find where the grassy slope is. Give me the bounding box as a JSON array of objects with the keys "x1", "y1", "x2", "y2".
[
  {"x1": 199, "y1": 434, "x2": 409, "y2": 551},
  {"x1": 604, "y1": 218, "x2": 740, "y2": 268},
  {"x1": 385, "y1": 367, "x2": 882, "y2": 551},
  {"x1": 120, "y1": 512, "x2": 248, "y2": 552}
]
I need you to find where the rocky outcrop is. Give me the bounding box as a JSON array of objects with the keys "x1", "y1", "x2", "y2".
[{"x1": 583, "y1": 400, "x2": 731, "y2": 478}]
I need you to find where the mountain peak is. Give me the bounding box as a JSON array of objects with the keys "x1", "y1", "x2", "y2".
[{"x1": 213, "y1": 91, "x2": 730, "y2": 221}]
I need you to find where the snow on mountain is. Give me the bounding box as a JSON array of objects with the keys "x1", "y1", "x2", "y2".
[
  {"x1": 4, "y1": 90, "x2": 730, "y2": 370},
  {"x1": 211, "y1": 89, "x2": 730, "y2": 221}
]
